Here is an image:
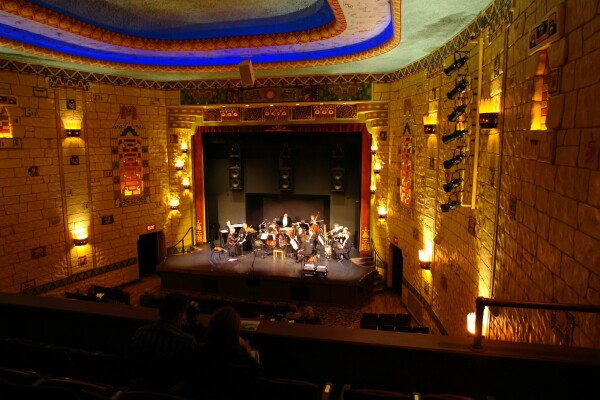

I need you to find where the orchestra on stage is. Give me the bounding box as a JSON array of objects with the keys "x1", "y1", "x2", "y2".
[{"x1": 218, "y1": 212, "x2": 353, "y2": 262}]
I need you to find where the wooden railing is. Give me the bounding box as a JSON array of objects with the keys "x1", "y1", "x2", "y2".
[
  {"x1": 167, "y1": 227, "x2": 194, "y2": 255},
  {"x1": 473, "y1": 296, "x2": 600, "y2": 349},
  {"x1": 370, "y1": 239, "x2": 387, "y2": 281}
]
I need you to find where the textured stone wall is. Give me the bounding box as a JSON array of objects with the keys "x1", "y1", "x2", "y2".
[
  {"x1": 375, "y1": 0, "x2": 599, "y2": 346},
  {"x1": 0, "y1": 73, "x2": 185, "y2": 294}
]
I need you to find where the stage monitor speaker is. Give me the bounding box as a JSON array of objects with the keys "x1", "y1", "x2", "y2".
[
  {"x1": 239, "y1": 60, "x2": 255, "y2": 87},
  {"x1": 331, "y1": 167, "x2": 344, "y2": 191},
  {"x1": 279, "y1": 168, "x2": 293, "y2": 191}
]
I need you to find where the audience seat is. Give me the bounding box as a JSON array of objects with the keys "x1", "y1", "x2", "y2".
[
  {"x1": 395, "y1": 313, "x2": 412, "y2": 329},
  {"x1": 378, "y1": 313, "x2": 396, "y2": 331},
  {"x1": 256, "y1": 376, "x2": 326, "y2": 400},
  {"x1": 359, "y1": 313, "x2": 379, "y2": 330},
  {"x1": 340, "y1": 384, "x2": 411, "y2": 399},
  {"x1": 117, "y1": 390, "x2": 194, "y2": 399}
]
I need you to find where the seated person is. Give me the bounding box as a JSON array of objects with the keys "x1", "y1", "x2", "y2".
[
  {"x1": 129, "y1": 293, "x2": 200, "y2": 392},
  {"x1": 192, "y1": 307, "x2": 261, "y2": 399},
  {"x1": 298, "y1": 306, "x2": 321, "y2": 324},
  {"x1": 296, "y1": 235, "x2": 313, "y2": 262},
  {"x1": 335, "y1": 227, "x2": 353, "y2": 261}
]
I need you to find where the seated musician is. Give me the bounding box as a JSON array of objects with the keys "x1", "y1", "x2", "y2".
[
  {"x1": 226, "y1": 227, "x2": 241, "y2": 256},
  {"x1": 334, "y1": 227, "x2": 353, "y2": 261},
  {"x1": 296, "y1": 234, "x2": 313, "y2": 262}
]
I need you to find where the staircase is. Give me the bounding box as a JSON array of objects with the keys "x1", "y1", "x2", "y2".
[{"x1": 355, "y1": 256, "x2": 387, "y2": 294}]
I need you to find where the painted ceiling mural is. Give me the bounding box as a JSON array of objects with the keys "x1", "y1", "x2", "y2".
[{"x1": 0, "y1": 0, "x2": 493, "y2": 81}]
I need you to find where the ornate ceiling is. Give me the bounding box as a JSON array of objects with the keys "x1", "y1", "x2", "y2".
[{"x1": 0, "y1": 0, "x2": 493, "y2": 81}]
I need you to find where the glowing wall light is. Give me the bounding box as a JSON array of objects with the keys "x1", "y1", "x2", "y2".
[
  {"x1": 373, "y1": 161, "x2": 382, "y2": 174},
  {"x1": 63, "y1": 119, "x2": 82, "y2": 137},
  {"x1": 181, "y1": 140, "x2": 188, "y2": 153},
  {"x1": 371, "y1": 143, "x2": 378, "y2": 154},
  {"x1": 169, "y1": 198, "x2": 180, "y2": 210},
  {"x1": 479, "y1": 97, "x2": 500, "y2": 129},
  {"x1": 418, "y1": 241, "x2": 433, "y2": 270},
  {"x1": 175, "y1": 159, "x2": 184, "y2": 171},
  {"x1": 182, "y1": 176, "x2": 191, "y2": 189},
  {"x1": 370, "y1": 184, "x2": 376, "y2": 195},
  {"x1": 377, "y1": 206, "x2": 387, "y2": 219},
  {"x1": 72, "y1": 227, "x2": 88, "y2": 246},
  {"x1": 423, "y1": 114, "x2": 437, "y2": 134},
  {"x1": 467, "y1": 307, "x2": 490, "y2": 336}
]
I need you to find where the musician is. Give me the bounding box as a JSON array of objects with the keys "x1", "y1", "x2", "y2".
[
  {"x1": 335, "y1": 227, "x2": 353, "y2": 261},
  {"x1": 226, "y1": 227, "x2": 241, "y2": 257},
  {"x1": 296, "y1": 234, "x2": 313, "y2": 262},
  {"x1": 278, "y1": 212, "x2": 293, "y2": 228}
]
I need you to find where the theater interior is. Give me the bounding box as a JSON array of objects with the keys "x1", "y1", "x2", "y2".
[{"x1": 0, "y1": 0, "x2": 599, "y2": 399}]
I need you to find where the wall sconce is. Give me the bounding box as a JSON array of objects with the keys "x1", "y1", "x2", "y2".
[
  {"x1": 373, "y1": 161, "x2": 381, "y2": 174},
  {"x1": 371, "y1": 143, "x2": 378, "y2": 154},
  {"x1": 182, "y1": 176, "x2": 191, "y2": 190},
  {"x1": 63, "y1": 119, "x2": 82, "y2": 137},
  {"x1": 423, "y1": 114, "x2": 437, "y2": 134},
  {"x1": 418, "y1": 241, "x2": 433, "y2": 270},
  {"x1": 169, "y1": 198, "x2": 180, "y2": 210},
  {"x1": 181, "y1": 141, "x2": 188, "y2": 153},
  {"x1": 443, "y1": 54, "x2": 469, "y2": 76},
  {"x1": 377, "y1": 206, "x2": 387, "y2": 219},
  {"x1": 442, "y1": 126, "x2": 469, "y2": 144},
  {"x1": 467, "y1": 308, "x2": 489, "y2": 336},
  {"x1": 479, "y1": 97, "x2": 500, "y2": 129},
  {"x1": 370, "y1": 184, "x2": 376, "y2": 195},
  {"x1": 175, "y1": 159, "x2": 184, "y2": 171},
  {"x1": 448, "y1": 104, "x2": 467, "y2": 122},
  {"x1": 447, "y1": 78, "x2": 468, "y2": 100},
  {"x1": 72, "y1": 227, "x2": 88, "y2": 246}
]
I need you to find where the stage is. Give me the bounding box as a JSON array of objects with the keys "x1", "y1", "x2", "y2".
[{"x1": 156, "y1": 244, "x2": 378, "y2": 307}]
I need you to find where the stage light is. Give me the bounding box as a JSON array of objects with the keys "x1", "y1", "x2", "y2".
[
  {"x1": 448, "y1": 104, "x2": 468, "y2": 122},
  {"x1": 444, "y1": 55, "x2": 469, "y2": 76},
  {"x1": 442, "y1": 128, "x2": 469, "y2": 144},
  {"x1": 443, "y1": 153, "x2": 466, "y2": 169},
  {"x1": 447, "y1": 78, "x2": 468, "y2": 100},
  {"x1": 443, "y1": 177, "x2": 464, "y2": 192},
  {"x1": 440, "y1": 200, "x2": 461, "y2": 212}
]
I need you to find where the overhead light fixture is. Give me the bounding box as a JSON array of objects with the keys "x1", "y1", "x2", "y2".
[
  {"x1": 442, "y1": 127, "x2": 469, "y2": 144},
  {"x1": 72, "y1": 227, "x2": 88, "y2": 246},
  {"x1": 440, "y1": 199, "x2": 461, "y2": 212},
  {"x1": 443, "y1": 55, "x2": 469, "y2": 76},
  {"x1": 443, "y1": 177, "x2": 464, "y2": 192},
  {"x1": 443, "y1": 153, "x2": 466, "y2": 169},
  {"x1": 447, "y1": 78, "x2": 468, "y2": 100},
  {"x1": 448, "y1": 104, "x2": 468, "y2": 122}
]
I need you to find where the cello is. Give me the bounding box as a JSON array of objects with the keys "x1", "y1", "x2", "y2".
[{"x1": 310, "y1": 212, "x2": 321, "y2": 236}]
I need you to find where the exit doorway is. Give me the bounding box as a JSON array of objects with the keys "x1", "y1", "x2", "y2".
[{"x1": 137, "y1": 231, "x2": 165, "y2": 277}]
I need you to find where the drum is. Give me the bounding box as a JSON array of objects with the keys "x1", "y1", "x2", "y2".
[
  {"x1": 290, "y1": 238, "x2": 299, "y2": 250},
  {"x1": 260, "y1": 233, "x2": 268, "y2": 240}
]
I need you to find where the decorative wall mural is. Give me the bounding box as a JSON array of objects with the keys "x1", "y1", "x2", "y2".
[{"x1": 112, "y1": 106, "x2": 149, "y2": 207}]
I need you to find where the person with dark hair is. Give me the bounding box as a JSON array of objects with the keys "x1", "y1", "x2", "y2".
[
  {"x1": 194, "y1": 306, "x2": 260, "y2": 399},
  {"x1": 129, "y1": 293, "x2": 200, "y2": 393}
]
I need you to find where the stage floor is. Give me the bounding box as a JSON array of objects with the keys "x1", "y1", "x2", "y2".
[{"x1": 157, "y1": 244, "x2": 378, "y2": 307}]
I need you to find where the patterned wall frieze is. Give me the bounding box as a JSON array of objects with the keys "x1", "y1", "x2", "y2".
[
  {"x1": 20, "y1": 257, "x2": 138, "y2": 295},
  {"x1": 180, "y1": 83, "x2": 372, "y2": 106}
]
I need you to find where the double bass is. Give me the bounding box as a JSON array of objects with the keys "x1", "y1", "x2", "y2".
[{"x1": 310, "y1": 212, "x2": 321, "y2": 235}]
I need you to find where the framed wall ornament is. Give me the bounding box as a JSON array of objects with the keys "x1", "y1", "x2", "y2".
[{"x1": 528, "y1": 2, "x2": 565, "y2": 55}]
